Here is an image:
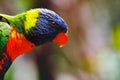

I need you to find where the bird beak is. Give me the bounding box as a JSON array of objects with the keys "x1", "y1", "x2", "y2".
[{"x1": 52, "y1": 32, "x2": 68, "y2": 47}]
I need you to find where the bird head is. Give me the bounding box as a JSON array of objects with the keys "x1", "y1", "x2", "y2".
[{"x1": 25, "y1": 9, "x2": 68, "y2": 47}]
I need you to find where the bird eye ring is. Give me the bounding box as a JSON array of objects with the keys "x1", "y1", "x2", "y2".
[{"x1": 50, "y1": 21, "x2": 56, "y2": 27}]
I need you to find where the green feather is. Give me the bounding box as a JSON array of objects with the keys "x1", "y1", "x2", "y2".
[
  {"x1": 12, "y1": 13, "x2": 26, "y2": 33},
  {"x1": 0, "y1": 9, "x2": 40, "y2": 36},
  {"x1": 0, "y1": 12, "x2": 26, "y2": 33},
  {"x1": 0, "y1": 22, "x2": 11, "y2": 58}
]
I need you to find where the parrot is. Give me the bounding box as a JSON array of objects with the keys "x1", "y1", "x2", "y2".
[{"x1": 0, "y1": 8, "x2": 68, "y2": 80}]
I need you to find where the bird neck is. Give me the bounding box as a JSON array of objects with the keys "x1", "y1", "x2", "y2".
[
  {"x1": 13, "y1": 9, "x2": 40, "y2": 33},
  {"x1": 6, "y1": 28, "x2": 35, "y2": 62},
  {"x1": 12, "y1": 13, "x2": 26, "y2": 33},
  {"x1": 0, "y1": 13, "x2": 26, "y2": 33}
]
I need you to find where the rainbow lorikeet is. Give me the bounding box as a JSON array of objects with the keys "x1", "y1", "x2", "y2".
[{"x1": 0, "y1": 8, "x2": 68, "y2": 80}]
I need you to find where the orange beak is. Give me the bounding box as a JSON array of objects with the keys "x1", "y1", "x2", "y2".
[{"x1": 52, "y1": 32, "x2": 68, "y2": 47}]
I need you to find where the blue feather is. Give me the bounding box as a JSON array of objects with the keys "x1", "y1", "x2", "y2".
[{"x1": 26, "y1": 9, "x2": 68, "y2": 45}]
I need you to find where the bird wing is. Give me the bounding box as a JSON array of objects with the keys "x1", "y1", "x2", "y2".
[{"x1": 0, "y1": 22, "x2": 11, "y2": 58}]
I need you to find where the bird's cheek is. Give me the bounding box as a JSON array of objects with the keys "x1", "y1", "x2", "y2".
[{"x1": 52, "y1": 32, "x2": 68, "y2": 47}]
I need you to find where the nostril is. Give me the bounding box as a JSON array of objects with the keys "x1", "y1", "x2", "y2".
[{"x1": 62, "y1": 27, "x2": 67, "y2": 33}]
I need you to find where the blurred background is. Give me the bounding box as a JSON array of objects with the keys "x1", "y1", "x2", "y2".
[{"x1": 1, "y1": 0, "x2": 120, "y2": 80}]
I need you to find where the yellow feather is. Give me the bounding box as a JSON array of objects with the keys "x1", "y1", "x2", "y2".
[
  {"x1": 11, "y1": 30, "x2": 16, "y2": 38},
  {"x1": 24, "y1": 9, "x2": 39, "y2": 32}
]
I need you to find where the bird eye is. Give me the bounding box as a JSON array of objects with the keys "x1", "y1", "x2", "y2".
[{"x1": 50, "y1": 21, "x2": 56, "y2": 27}]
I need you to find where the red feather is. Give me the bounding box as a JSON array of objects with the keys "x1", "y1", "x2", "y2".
[{"x1": 7, "y1": 28, "x2": 35, "y2": 61}]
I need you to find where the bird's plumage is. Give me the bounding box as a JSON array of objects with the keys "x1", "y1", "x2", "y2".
[
  {"x1": 0, "y1": 22, "x2": 11, "y2": 56},
  {"x1": 0, "y1": 22, "x2": 11, "y2": 79},
  {"x1": 0, "y1": 8, "x2": 68, "y2": 79}
]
